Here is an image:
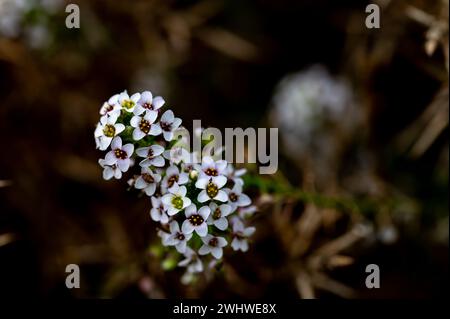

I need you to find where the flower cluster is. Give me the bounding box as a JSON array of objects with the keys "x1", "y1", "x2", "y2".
[{"x1": 95, "y1": 90, "x2": 256, "y2": 282}]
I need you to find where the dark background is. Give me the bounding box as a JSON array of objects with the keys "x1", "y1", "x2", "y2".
[{"x1": 0, "y1": 0, "x2": 448, "y2": 298}]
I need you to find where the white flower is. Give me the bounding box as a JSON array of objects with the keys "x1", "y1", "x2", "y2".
[
  {"x1": 198, "y1": 234, "x2": 227, "y2": 259},
  {"x1": 178, "y1": 247, "x2": 203, "y2": 273},
  {"x1": 198, "y1": 156, "x2": 227, "y2": 180},
  {"x1": 104, "y1": 136, "x2": 134, "y2": 172},
  {"x1": 224, "y1": 183, "x2": 251, "y2": 212},
  {"x1": 230, "y1": 218, "x2": 255, "y2": 252},
  {"x1": 207, "y1": 202, "x2": 232, "y2": 230},
  {"x1": 134, "y1": 91, "x2": 165, "y2": 115},
  {"x1": 98, "y1": 159, "x2": 122, "y2": 180},
  {"x1": 238, "y1": 205, "x2": 257, "y2": 219},
  {"x1": 163, "y1": 146, "x2": 191, "y2": 165},
  {"x1": 135, "y1": 167, "x2": 161, "y2": 196},
  {"x1": 157, "y1": 229, "x2": 170, "y2": 243},
  {"x1": 195, "y1": 175, "x2": 228, "y2": 203},
  {"x1": 161, "y1": 184, "x2": 191, "y2": 216},
  {"x1": 94, "y1": 115, "x2": 125, "y2": 150},
  {"x1": 159, "y1": 110, "x2": 182, "y2": 141},
  {"x1": 150, "y1": 196, "x2": 169, "y2": 224},
  {"x1": 100, "y1": 94, "x2": 121, "y2": 121},
  {"x1": 162, "y1": 165, "x2": 188, "y2": 190},
  {"x1": 119, "y1": 91, "x2": 140, "y2": 113},
  {"x1": 225, "y1": 164, "x2": 246, "y2": 186},
  {"x1": 181, "y1": 204, "x2": 210, "y2": 237},
  {"x1": 130, "y1": 111, "x2": 162, "y2": 141},
  {"x1": 163, "y1": 221, "x2": 193, "y2": 253},
  {"x1": 135, "y1": 144, "x2": 165, "y2": 168}
]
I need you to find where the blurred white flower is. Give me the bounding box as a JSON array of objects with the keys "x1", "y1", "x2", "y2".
[
  {"x1": 230, "y1": 218, "x2": 255, "y2": 252},
  {"x1": 94, "y1": 115, "x2": 125, "y2": 150},
  {"x1": 163, "y1": 221, "x2": 193, "y2": 253},
  {"x1": 207, "y1": 203, "x2": 232, "y2": 230},
  {"x1": 134, "y1": 91, "x2": 165, "y2": 116},
  {"x1": 271, "y1": 65, "x2": 360, "y2": 160},
  {"x1": 103, "y1": 137, "x2": 134, "y2": 172},
  {"x1": 150, "y1": 196, "x2": 169, "y2": 224},
  {"x1": 134, "y1": 167, "x2": 161, "y2": 196},
  {"x1": 136, "y1": 145, "x2": 165, "y2": 168},
  {"x1": 161, "y1": 184, "x2": 191, "y2": 216},
  {"x1": 181, "y1": 204, "x2": 210, "y2": 237},
  {"x1": 199, "y1": 235, "x2": 228, "y2": 259},
  {"x1": 159, "y1": 110, "x2": 182, "y2": 141}
]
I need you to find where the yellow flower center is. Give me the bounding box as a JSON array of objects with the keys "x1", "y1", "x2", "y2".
[
  {"x1": 171, "y1": 196, "x2": 184, "y2": 210},
  {"x1": 206, "y1": 182, "x2": 219, "y2": 198},
  {"x1": 122, "y1": 100, "x2": 135, "y2": 109},
  {"x1": 103, "y1": 124, "x2": 116, "y2": 137}
]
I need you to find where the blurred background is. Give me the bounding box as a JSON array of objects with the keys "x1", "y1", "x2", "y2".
[{"x1": 0, "y1": 0, "x2": 448, "y2": 298}]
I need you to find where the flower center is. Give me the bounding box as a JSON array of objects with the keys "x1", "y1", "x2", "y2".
[
  {"x1": 105, "y1": 104, "x2": 114, "y2": 112},
  {"x1": 147, "y1": 148, "x2": 154, "y2": 158},
  {"x1": 103, "y1": 124, "x2": 116, "y2": 137},
  {"x1": 171, "y1": 196, "x2": 184, "y2": 210},
  {"x1": 205, "y1": 168, "x2": 218, "y2": 176},
  {"x1": 176, "y1": 232, "x2": 185, "y2": 241},
  {"x1": 212, "y1": 208, "x2": 222, "y2": 220},
  {"x1": 188, "y1": 214, "x2": 204, "y2": 226},
  {"x1": 142, "y1": 173, "x2": 154, "y2": 184},
  {"x1": 229, "y1": 192, "x2": 238, "y2": 202},
  {"x1": 167, "y1": 175, "x2": 179, "y2": 188},
  {"x1": 160, "y1": 121, "x2": 172, "y2": 132},
  {"x1": 139, "y1": 119, "x2": 151, "y2": 134},
  {"x1": 114, "y1": 149, "x2": 127, "y2": 160},
  {"x1": 206, "y1": 182, "x2": 219, "y2": 198},
  {"x1": 122, "y1": 100, "x2": 135, "y2": 109},
  {"x1": 208, "y1": 237, "x2": 218, "y2": 247},
  {"x1": 233, "y1": 232, "x2": 245, "y2": 240},
  {"x1": 142, "y1": 102, "x2": 153, "y2": 110}
]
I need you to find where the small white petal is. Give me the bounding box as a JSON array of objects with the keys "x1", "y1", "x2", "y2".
[
  {"x1": 198, "y1": 245, "x2": 211, "y2": 255},
  {"x1": 122, "y1": 144, "x2": 134, "y2": 156},
  {"x1": 103, "y1": 167, "x2": 114, "y2": 180},
  {"x1": 115, "y1": 123, "x2": 125, "y2": 135},
  {"x1": 136, "y1": 147, "x2": 150, "y2": 158},
  {"x1": 161, "y1": 110, "x2": 174, "y2": 122},
  {"x1": 214, "y1": 218, "x2": 228, "y2": 231},
  {"x1": 212, "y1": 175, "x2": 227, "y2": 188},
  {"x1": 197, "y1": 190, "x2": 209, "y2": 203},
  {"x1": 144, "y1": 110, "x2": 158, "y2": 123},
  {"x1": 161, "y1": 194, "x2": 172, "y2": 205},
  {"x1": 198, "y1": 206, "x2": 211, "y2": 220},
  {"x1": 130, "y1": 116, "x2": 140, "y2": 127},
  {"x1": 169, "y1": 221, "x2": 180, "y2": 233},
  {"x1": 217, "y1": 237, "x2": 228, "y2": 247},
  {"x1": 167, "y1": 206, "x2": 179, "y2": 216},
  {"x1": 175, "y1": 241, "x2": 187, "y2": 253},
  {"x1": 150, "y1": 208, "x2": 161, "y2": 222},
  {"x1": 152, "y1": 96, "x2": 165, "y2": 109},
  {"x1": 214, "y1": 190, "x2": 228, "y2": 202},
  {"x1": 117, "y1": 159, "x2": 131, "y2": 172},
  {"x1": 182, "y1": 220, "x2": 194, "y2": 234},
  {"x1": 133, "y1": 128, "x2": 146, "y2": 140},
  {"x1": 211, "y1": 247, "x2": 223, "y2": 259},
  {"x1": 195, "y1": 223, "x2": 208, "y2": 237},
  {"x1": 135, "y1": 177, "x2": 147, "y2": 189},
  {"x1": 144, "y1": 184, "x2": 156, "y2": 196},
  {"x1": 111, "y1": 136, "x2": 122, "y2": 149},
  {"x1": 238, "y1": 194, "x2": 251, "y2": 207},
  {"x1": 184, "y1": 204, "x2": 196, "y2": 217},
  {"x1": 149, "y1": 123, "x2": 162, "y2": 136},
  {"x1": 163, "y1": 131, "x2": 174, "y2": 142},
  {"x1": 195, "y1": 177, "x2": 209, "y2": 189}
]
